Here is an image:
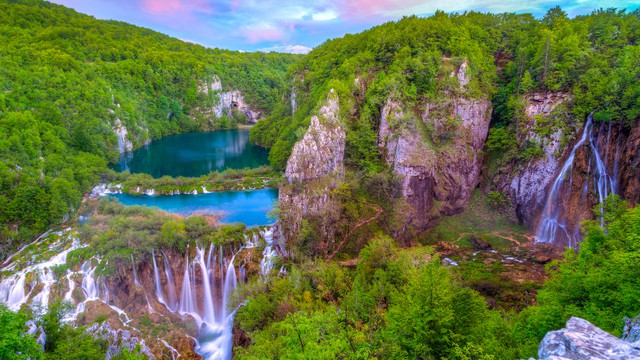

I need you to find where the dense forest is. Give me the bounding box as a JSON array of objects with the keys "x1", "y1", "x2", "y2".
[
  {"x1": 0, "y1": 0, "x2": 297, "y2": 257},
  {"x1": 233, "y1": 196, "x2": 640, "y2": 358},
  {"x1": 251, "y1": 8, "x2": 640, "y2": 171}
]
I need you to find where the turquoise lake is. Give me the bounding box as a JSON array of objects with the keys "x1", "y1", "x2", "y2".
[
  {"x1": 109, "y1": 189, "x2": 277, "y2": 226},
  {"x1": 112, "y1": 129, "x2": 269, "y2": 178}
]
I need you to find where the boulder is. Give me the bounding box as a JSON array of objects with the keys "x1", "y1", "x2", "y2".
[{"x1": 538, "y1": 317, "x2": 640, "y2": 359}]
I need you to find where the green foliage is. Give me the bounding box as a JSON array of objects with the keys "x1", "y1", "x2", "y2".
[
  {"x1": 37, "y1": 301, "x2": 146, "y2": 360},
  {"x1": 514, "y1": 196, "x2": 640, "y2": 356},
  {"x1": 0, "y1": 0, "x2": 296, "y2": 257},
  {"x1": 236, "y1": 235, "x2": 518, "y2": 358},
  {"x1": 0, "y1": 305, "x2": 41, "y2": 360}
]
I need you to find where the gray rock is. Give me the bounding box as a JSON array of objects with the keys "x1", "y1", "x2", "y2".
[
  {"x1": 285, "y1": 88, "x2": 344, "y2": 183},
  {"x1": 622, "y1": 315, "x2": 640, "y2": 343},
  {"x1": 378, "y1": 94, "x2": 491, "y2": 234},
  {"x1": 538, "y1": 317, "x2": 640, "y2": 360},
  {"x1": 279, "y1": 89, "x2": 345, "y2": 250},
  {"x1": 87, "y1": 321, "x2": 155, "y2": 360}
]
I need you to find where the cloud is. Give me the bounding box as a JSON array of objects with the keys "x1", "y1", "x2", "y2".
[
  {"x1": 259, "y1": 44, "x2": 313, "y2": 54},
  {"x1": 240, "y1": 23, "x2": 288, "y2": 43},
  {"x1": 50, "y1": 0, "x2": 640, "y2": 52},
  {"x1": 139, "y1": 0, "x2": 212, "y2": 16}
]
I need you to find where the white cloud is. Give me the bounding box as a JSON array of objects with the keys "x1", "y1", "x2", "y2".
[
  {"x1": 258, "y1": 44, "x2": 313, "y2": 54},
  {"x1": 312, "y1": 9, "x2": 337, "y2": 21}
]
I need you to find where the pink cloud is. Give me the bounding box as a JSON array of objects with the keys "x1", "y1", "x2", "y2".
[
  {"x1": 241, "y1": 24, "x2": 287, "y2": 43},
  {"x1": 140, "y1": 0, "x2": 212, "y2": 16}
]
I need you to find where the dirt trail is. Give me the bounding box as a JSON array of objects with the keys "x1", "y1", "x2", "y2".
[{"x1": 327, "y1": 202, "x2": 383, "y2": 260}]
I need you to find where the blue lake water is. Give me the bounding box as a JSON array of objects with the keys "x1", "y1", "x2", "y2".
[
  {"x1": 108, "y1": 189, "x2": 278, "y2": 226},
  {"x1": 111, "y1": 130, "x2": 269, "y2": 178}
]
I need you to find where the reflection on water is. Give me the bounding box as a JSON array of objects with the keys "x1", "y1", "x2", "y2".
[
  {"x1": 108, "y1": 189, "x2": 278, "y2": 227},
  {"x1": 111, "y1": 130, "x2": 269, "y2": 178}
]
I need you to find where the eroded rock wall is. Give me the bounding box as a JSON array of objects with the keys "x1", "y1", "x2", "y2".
[
  {"x1": 378, "y1": 90, "x2": 491, "y2": 233},
  {"x1": 491, "y1": 92, "x2": 571, "y2": 228},
  {"x1": 278, "y1": 89, "x2": 345, "y2": 255}
]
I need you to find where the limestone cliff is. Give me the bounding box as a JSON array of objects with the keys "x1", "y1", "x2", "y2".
[
  {"x1": 378, "y1": 65, "x2": 491, "y2": 234},
  {"x1": 490, "y1": 92, "x2": 571, "y2": 228},
  {"x1": 193, "y1": 75, "x2": 262, "y2": 125},
  {"x1": 278, "y1": 89, "x2": 346, "y2": 255}
]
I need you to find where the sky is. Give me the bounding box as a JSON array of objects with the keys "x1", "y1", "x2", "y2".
[{"x1": 49, "y1": 0, "x2": 640, "y2": 54}]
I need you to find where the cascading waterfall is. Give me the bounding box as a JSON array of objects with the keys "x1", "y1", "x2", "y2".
[
  {"x1": 1, "y1": 226, "x2": 274, "y2": 360},
  {"x1": 132, "y1": 255, "x2": 141, "y2": 287},
  {"x1": 259, "y1": 228, "x2": 276, "y2": 276},
  {"x1": 536, "y1": 114, "x2": 616, "y2": 247},
  {"x1": 152, "y1": 250, "x2": 168, "y2": 308},
  {"x1": 147, "y1": 228, "x2": 274, "y2": 359},
  {"x1": 162, "y1": 250, "x2": 178, "y2": 311}
]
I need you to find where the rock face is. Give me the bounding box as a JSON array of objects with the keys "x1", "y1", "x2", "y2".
[
  {"x1": 285, "y1": 90, "x2": 344, "y2": 182},
  {"x1": 195, "y1": 75, "x2": 262, "y2": 124},
  {"x1": 378, "y1": 93, "x2": 491, "y2": 233},
  {"x1": 618, "y1": 121, "x2": 640, "y2": 206},
  {"x1": 623, "y1": 315, "x2": 640, "y2": 343},
  {"x1": 492, "y1": 92, "x2": 571, "y2": 228},
  {"x1": 279, "y1": 89, "x2": 345, "y2": 254},
  {"x1": 539, "y1": 317, "x2": 640, "y2": 359}
]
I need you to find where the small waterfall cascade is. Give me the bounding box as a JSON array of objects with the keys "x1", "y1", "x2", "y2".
[
  {"x1": 0, "y1": 230, "x2": 82, "y2": 312},
  {"x1": 162, "y1": 250, "x2": 178, "y2": 311},
  {"x1": 132, "y1": 255, "x2": 141, "y2": 287},
  {"x1": 147, "y1": 227, "x2": 275, "y2": 360},
  {"x1": 536, "y1": 114, "x2": 617, "y2": 247},
  {"x1": 152, "y1": 250, "x2": 168, "y2": 308},
  {"x1": 260, "y1": 228, "x2": 276, "y2": 276}
]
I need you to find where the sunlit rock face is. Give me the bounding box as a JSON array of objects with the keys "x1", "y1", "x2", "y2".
[
  {"x1": 378, "y1": 61, "x2": 491, "y2": 236},
  {"x1": 284, "y1": 89, "x2": 344, "y2": 183},
  {"x1": 538, "y1": 317, "x2": 640, "y2": 360},
  {"x1": 195, "y1": 75, "x2": 262, "y2": 124},
  {"x1": 278, "y1": 89, "x2": 345, "y2": 255}
]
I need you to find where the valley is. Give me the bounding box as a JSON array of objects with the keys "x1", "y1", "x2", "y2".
[{"x1": 0, "y1": 1, "x2": 639, "y2": 360}]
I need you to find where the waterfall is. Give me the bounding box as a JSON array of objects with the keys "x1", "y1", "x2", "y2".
[
  {"x1": 178, "y1": 254, "x2": 197, "y2": 319},
  {"x1": 162, "y1": 251, "x2": 178, "y2": 311},
  {"x1": 221, "y1": 256, "x2": 237, "y2": 322},
  {"x1": 132, "y1": 255, "x2": 141, "y2": 287},
  {"x1": 152, "y1": 250, "x2": 168, "y2": 308},
  {"x1": 196, "y1": 246, "x2": 217, "y2": 325},
  {"x1": 260, "y1": 228, "x2": 276, "y2": 276},
  {"x1": 536, "y1": 114, "x2": 616, "y2": 247}
]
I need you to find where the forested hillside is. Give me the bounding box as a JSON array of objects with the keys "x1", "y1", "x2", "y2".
[
  {"x1": 0, "y1": 0, "x2": 297, "y2": 257},
  {"x1": 252, "y1": 8, "x2": 640, "y2": 171}
]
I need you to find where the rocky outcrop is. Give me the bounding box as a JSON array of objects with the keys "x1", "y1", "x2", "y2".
[
  {"x1": 195, "y1": 76, "x2": 262, "y2": 124},
  {"x1": 285, "y1": 90, "x2": 344, "y2": 182},
  {"x1": 378, "y1": 92, "x2": 491, "y2": 233},
  {"x1": 539, "y1": 317, "x2": 640, "y2": 359},
  {"x1": 623, "y1": 315, "x2": 640, "y2": 343},
  {"x1": 87, "y1": 322, "x2": 154, "y2": 360},
  {"x1": 491, "y1": 92, "x2": 571, "y2": 228},
  {"x1": 278, "y1": 89, "x2": 345, "y2": 255}
]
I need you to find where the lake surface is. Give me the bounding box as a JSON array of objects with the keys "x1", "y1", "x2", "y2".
[
  {"x1": 112, "y1": 130, "x2": 269, "y2": 178},
  {"x1": 109, "y1": 189, "x2": 278, "y2": 226}
]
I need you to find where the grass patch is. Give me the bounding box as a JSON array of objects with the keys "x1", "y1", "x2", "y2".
[{"x1": 420, "y1": 189, "x2": 530, "y2": 248}]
